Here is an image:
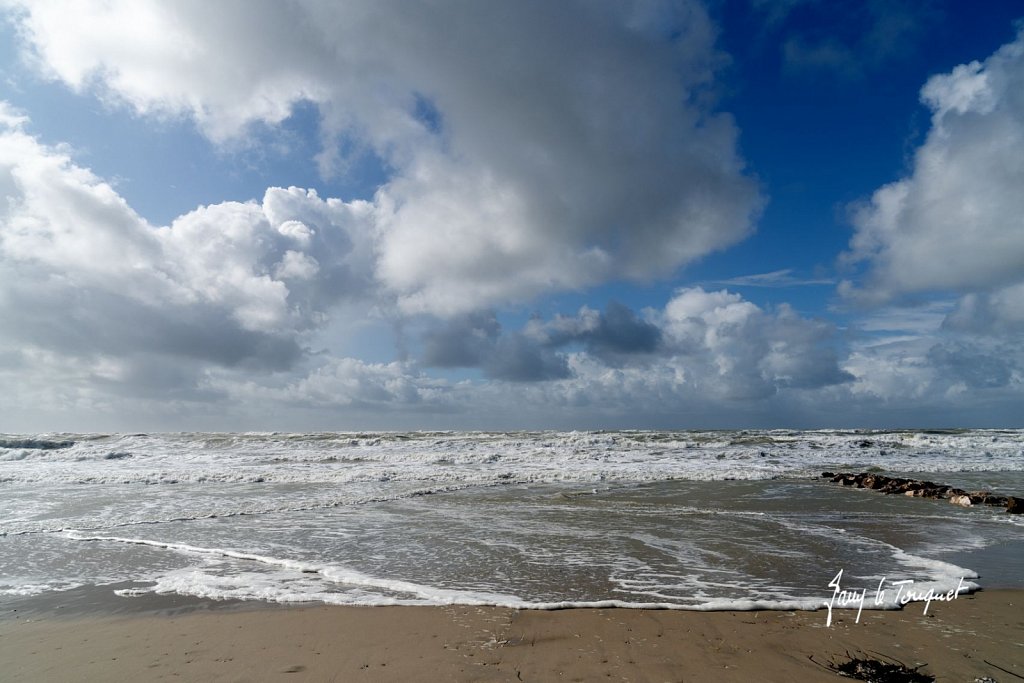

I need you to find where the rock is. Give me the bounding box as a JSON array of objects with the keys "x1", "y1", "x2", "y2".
[
  {"x1": 907, "y1": 488, "x2": 944, "y2": 498},
  {"x1": 860, "y1": 473, "x2": 896, "y2": 490},
  {"x1": 879, "y1": 477, "x2": 912, "y2": 495},
  {"x1": 824, "y1": 472, "x2": 1022, "y2": 514}
]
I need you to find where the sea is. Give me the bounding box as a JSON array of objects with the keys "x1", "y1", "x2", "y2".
[{"x1": 2, "y1": 430, "x2": 1022, "y2": 612}]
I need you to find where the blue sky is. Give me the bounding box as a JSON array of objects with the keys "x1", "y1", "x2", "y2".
[{"x1": 1, "y1": 1, "x2": 1022, "y2": 431}]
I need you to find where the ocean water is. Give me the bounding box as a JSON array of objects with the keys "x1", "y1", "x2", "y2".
[{"x1": 1, "y1": 430, "x2": 1022, "y2": 611}]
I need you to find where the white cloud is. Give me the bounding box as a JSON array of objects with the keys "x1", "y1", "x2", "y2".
[
  {"x1": 274, "y1": 250, "x2": 319, "y2": 281},
  {"x1": 5, "y1": 0, "x2": 762, "y2": 315},
  {"x1": 842, "y1": 337, "x2": 938, "y2": 402},
  {"x1": 228, "y1": 358, "x2": 450, "y2": 410},
  {"x1": 0, "y1": 101, "x2": 29, "y2": 129},
  {"x1": 419, "y1": 289, "x2": 853, "y2": 403},
  {"x1": 4, "y1": 4, "x2": 1020, "y2": 428},
  {"x1": 0, "y1": 112, "x2": 375, "y2": 402},
  {"x1": 944, "y1": 282, "x2": 1024, "y2": 334},
  {"x1": 6, "y1": 0, "x2": 326, "y2": 141},
  {"x1": 658, "y1": 287, "x2": 852, "y2": 399},
  {"x1": 841, "y1": 334, "x2": 1022, "y2": 409},
  {"x1": 237, "y1": 284, "x2": 857, "y2": 421},
  {"x1": 843, "y1": 29, "x2": 1024, "y2": 304},
  {"x1": 816, "y1": 25, "x2": 1024, "y2": 423}
]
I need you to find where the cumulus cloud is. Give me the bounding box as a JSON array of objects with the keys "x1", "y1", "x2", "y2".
[
  {"x1": 657, "y1": 287, "x2": 853, "y2": 399},
  {"x1": 944, "y1": 282, "x2": 1024, "y2": 334},
  {"x1": 843, "y1": 29, "x2": 1024, "y2": 308},
  {"x1": 216, "y1": 287, "x2": 854, "y2": 426},
  {"x1": 418, "y1": 290, "x2": 851, "y2": 398},
  {"x1": 927, "y1": 344, "x2": 1014, "y2": 390},
  {"x1": 483, "y1": 336, "x2": 572, "y2": 383},
  {"x1": 0, "y1": 113, "x2": 375, "y2": 401},
  {"x1": 420, "y1": 312, "x2": 570, "y2": 382},
  {"x1": 841, "y1": 334, "x2": 1022, "y2": 410},
  {"x1": 421, "y1": 312, "x2": 502, "y2": 370},
  {"x1": 7, "y1": 3, "x2": 1016, "y2": 427},
  {"x1": 820, "y1": 26, "x2": 1024, "y2": 423},
  {"x1": 524, "y1": 301, "x2": 662, "y2": 365},
  {"x1": 0, "y1": 107, "x2": 783, "y2": 415},
  {"x1": 5, "y1": 0, "x2": 762, "y2": 315},
  {"x1": 420, "y1": 301, "x2": 661, "y2": 381},
  {"x1": 263, "y1": 358, "x2": 449, "y2": 410}
]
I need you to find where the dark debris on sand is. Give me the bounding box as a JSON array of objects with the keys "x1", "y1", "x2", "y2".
[{"x1": 813, "y1": 651, "x2": 935, "y2": 682}]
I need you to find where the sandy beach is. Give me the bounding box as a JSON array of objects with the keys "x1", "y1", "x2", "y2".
[{"x1": 2, "y1": 589, "x2": 1021, "y2": 682}]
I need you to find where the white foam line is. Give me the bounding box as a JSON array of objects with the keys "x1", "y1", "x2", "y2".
[
  {"x1": 61, "y1": 532, "x2": 522, "y2": 605},
  {"x1": 891, "y1": 547, "x2": 980, "y2": 581},
  {"x1": 64, "y1": 531, "x2": 319, "y2": 570},
  {"x1": 59, "y1": 532, "x2": 962, "y2": 614}
]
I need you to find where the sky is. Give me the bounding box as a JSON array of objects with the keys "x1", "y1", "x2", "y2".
[{"x1": 0, "y1": 0, "x2": 1022, "y2": 432}]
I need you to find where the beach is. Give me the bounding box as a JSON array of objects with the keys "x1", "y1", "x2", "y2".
[
  {"x1": 2, "y1": 430, "x2": 1023, "y2": 680},
  {"x1": 2, "y1": 589, "x2": 1022, "y2": 682}
]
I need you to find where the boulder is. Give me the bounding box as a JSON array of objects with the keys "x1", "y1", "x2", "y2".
[
  {"x1": 907, "y1": 488, "x2": 944, "y2": 498},
  {"x1": 967, "y1": 491, "x2": 992, "y2": 505},
  {"x1": 823, "y1": 472, "x2": 1021, "y2": 513},
  {"x1": 861, "y1": 474, "x2": 892, "y2": 490},
  {"x1": 879, "y1": 478, "x2": 912, "y2": 494}
]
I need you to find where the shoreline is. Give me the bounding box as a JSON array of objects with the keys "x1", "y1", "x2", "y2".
[{"x1": 2, "y1": 589, "x2": 1021, "y2": 682}]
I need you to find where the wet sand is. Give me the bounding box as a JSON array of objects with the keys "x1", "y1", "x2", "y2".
[{"x1": 2, "y1": 589, "x2": 1022, "y2": 682}]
